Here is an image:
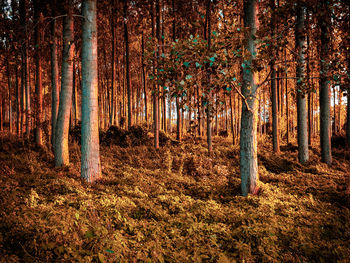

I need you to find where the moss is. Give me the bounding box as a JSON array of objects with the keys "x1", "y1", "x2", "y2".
[{"x1": 0, "y1": 135, "x2": 349, "y2": 262}]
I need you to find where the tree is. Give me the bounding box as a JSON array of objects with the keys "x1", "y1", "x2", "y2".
[
  {"x1": 34, "y1": 0, "x2": 43, "y2": 147},
  {"x1": 19, "y1": 0, "x2": 30, "y2": 138},
  {"x1": 51, "y1": 0, "x2": 59, "y2": 149},
  {"x1": 295, "y1": 3, "x2": 309, "y2": 164},
  {"x1": 270, "y1": 0, "x2": 280, "y2": 153},
  {"x1": 81, "y1": 0, "x2": 101, "y2": 183},
  {"x1": 318, "y1": 1, "x2": 332, "y2": 165},
  {"x1": 55, "y1": 1, "x2": 74, "y2": 166},
  {"x1": 240, "y1": 0, "x2": 259, "y2": 196},
  {"x1": 123, "y1": 0, "x2": 132, "y2": 129}
]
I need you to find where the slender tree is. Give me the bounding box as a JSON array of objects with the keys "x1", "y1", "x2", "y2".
[
  {"x1": 318, "y1": 2, "x2": 332, "y2": 164},
  {"x1": 55, "y1": 2, "x2": 74, "y2": 166},
  {"x1": 270, "y1": 0, "x2": 280, "y2": 153},
  {"x1": 51, "y1": 0, "x2": 59, "y2": 148},
  {"x1": 240, "y1": 0, "x2": 259, "y2": 196},
  {"x1": 81, "y1": 0, "x2": 101, "y2": 182},
  {"x1": 123, "y1": 0, "x2": 132, "y2": 129},
  {"x1": 34, "y1": 0, "x2": 43, "y2": 146},
  {"x1": 295, "y1": 3, "x2": 309, "y2": 164}
]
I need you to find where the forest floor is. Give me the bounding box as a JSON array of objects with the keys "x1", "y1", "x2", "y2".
[{"x1": 0, "y1": 128, "x2": 349, "y2": 263}]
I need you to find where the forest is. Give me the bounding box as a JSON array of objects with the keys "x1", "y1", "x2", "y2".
[{"x1": 0, "y1": 0, "x2": 349, "y2": 262}]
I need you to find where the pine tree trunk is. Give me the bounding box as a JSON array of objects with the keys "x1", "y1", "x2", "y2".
[
  {"x1": 295, "y1": 4, "x2": 309, "y2": 164},
  {"x1": 55, "y1": 5, "x2": 74, "y2": 166},
  {"x1": 240, "y1": 0, "x2": 259, "y2": 196},
  {"x1": 81, "y1": 0, "x2": 101, "y2": 182}
]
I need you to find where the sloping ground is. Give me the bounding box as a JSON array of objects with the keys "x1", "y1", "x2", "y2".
[{"x1": 0, "y1": 134, "x2": 349, "y2": 262}]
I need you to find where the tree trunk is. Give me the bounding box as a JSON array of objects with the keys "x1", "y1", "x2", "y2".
[
  {"x1": 240, "y1": 0, "x2": 259, "y2": 196},
  {"x1": 347, "y1": 90, "x2": 350, "y2": 147},
  {"x1": 51, "y1": 0, "x2": 59, "y2": 148},
  {"x1": 319, "y1": 4, "x2": 332, "y2": 164},
  {"x1": 206, "y1": 0, "x2": 212, "y2": 153},
  {"x1": 270, "y1": 0, "x2": 279, "y2": 153},
  {"x1": 124, "y1": 0, "x2": 132, "y2": 129},
  {"x1": 6, "y1": 56, "x2": 12, "y2": 134},
  {"x1": 81, "y1": 0, "x2": 101, "y2": 183},
  {"x1": 295, "y1": 4, "x2": 309, "y2": 164},
  {"x1": 230, "y1": 92, "x2": 234, "y2": 143},
  {"x1": 176, "y1": 96, "x2": 181, "y2": 141},
  {"x1": 15, "y1": 67, "x2": 20, "y2": 135},
  {"x1": 34, "y1": 2, "x2": 43, "y2": 146},
  {"x1": 55, "y1": 4, "x2": 74, "y2": 166},
  {"x1": 110, "y1": 0, "x2": 116, "y2": 126},
  {"x1": 141, "y1": 33, "x2": 148, "y2": 124},
  {"x1": 20, "y1": 0, "x2": 30, "y2": 138}
]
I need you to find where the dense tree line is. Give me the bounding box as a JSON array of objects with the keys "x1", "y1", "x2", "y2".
[{"x1": 0, "y1": 0, "x2": 349, "y2": 195}]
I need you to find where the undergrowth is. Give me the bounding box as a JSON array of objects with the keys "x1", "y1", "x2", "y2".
[{"x1": 0, "y1": 133, "x2": 349, "y2": 262}]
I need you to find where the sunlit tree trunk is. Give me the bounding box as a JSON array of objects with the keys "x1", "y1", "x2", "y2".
[
  {"x1": 20, "y1": 0, "x2": 30, "y2": 138},
  {"x1": 230, "y1": 92, "x2": 234, "y2": 143},
  {"x1": 15, "y1": 67, "x2": 20, "y2": 135},
  {"x1": 270, "y1": 0, "x2": 279, "y2": 153},
  {"x1": 141, "y1": 33, "x2": 148, "y2": 125},
  {"x1": 55, "y1": 4, "x2": 74, "y2": 166},
  {"x1": 206, "y1": 0, "x2": 212, "y2": 153},
  {"x1": 240, "y1": 0, "x2": 259, "y2": 196},
  {"x1": 0, "y1": 94, "x2": 2, "y2": 131},
  {"x1": 34, "y1": 1, "x2": 43, "y2": 146},
  {"x1": 81, "y1": 0, "x2": 101, "y2": 183},
  {"x1": 319, "y1": 3, "x2": 332, "y2": 164},
  {"x1": 110, "y1": 0, "x2": 116, "y2": 126},
  {"x1": 51, "y1": 0, "x2": 59, "y2": 148},
  {"x1": 6, "y1": 56, "x2": 12, "y2": 134},
  {"x1": 295, "y1": 4, "x2": 309, "y2": 164},
  {"x1": 123, "y1": 0, "x2": 132, "y2": 129}
]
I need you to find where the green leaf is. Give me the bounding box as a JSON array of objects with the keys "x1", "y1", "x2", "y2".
[
  {"x1": 237, "y1": 28, "x2": 240, "y2": 31},
  {"x1": 180, "y1": 80, "x2": 185, "y2": 85},
  {"x1": 220, "y1": 70, "x2": 226, "y2": 75},
  {"x1": 149, "y1": 75, "x2": 154, "y2": 80},
  {"x1": 190, "y1": 34, "x2": 193, "y2": 39},
  {"x1": 209, "y1": 62, "x2": 214, "y2": 67},
  {"x1": 183, "y1": 62, "x2": 190, "y2": 67},
  {"x1": 106, "y1": 249, "x2": 114, "y2": 254},
  {"x1": 195, "y1": 62, "x2": 201, "y2": 68},
  {"x1": 186, "y1": 74, "x2": 192, "y2": 80},
  {"x1": 193, "y1": 39, "x2": 198, "y2": 43},
  {"x1": 75, "y1": 212, "x2": 79, "y2": 220},
  {"x1": 161, "y1": 53, "x2": 166, "y2": 58},
  {"x1": 226, "y1": 87, "x2": 232, "y2": 91},
  {"x1": 212, "y1": 31, "x2": 217, "y2": 36},
  {"x1": 209, "y1": 56, "x2": 215, "y2": 62}
]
